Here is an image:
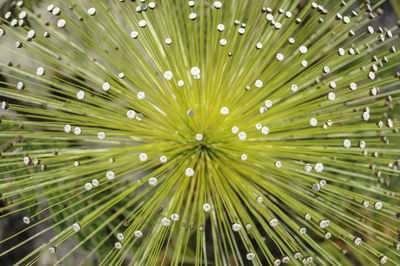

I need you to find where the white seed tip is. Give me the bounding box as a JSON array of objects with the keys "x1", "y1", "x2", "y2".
[
  {"x1": 57, "y1": 19, "x2": 66, "y2": 28},
  {"x1": 102, "y1": 82, "x2": 110, "y2": 91},
  {"x1": 139, "y1": 153, "x2": 148, "y2": 162},
  {"x1": 106, "y1": 171, "x2": 115, "y2": 180},
  {"x1": 85, "y1": 183, "x2": 93, "y2": 191},
  {"x1": 88, "y1": 7, "x2": 96, "y2": 16},
  {"x1": 232, "y1": 223, "x2": 241, "y2": 231},
  {"x1": 195, "y1": 133, "x2": 203, "y2": 141},
  {"x1": 213, "y1": 1, "x2": 222, "y2": 9},
  {"x1": 164, "y1": 71, "x2": 173, "y2": 80},
  {"x1": 171, "y1": 213, "x2": 179, "y2": 221},
  {"x1": 255, "y1": 80, "x2": 263, "y2": 88},
  {"x1": 220, "y1": 107, "x2": 229, "y2": 115},
  {"x1": 246, "y1": 253, "x2": 255, "y2": 260},
  {"x1": 133, "y1": 230, "x2": 143, "y2": 238},
  {"x1": 161, "y1": 217, "x2": 171, "y2": 226},
  {"x1": 310, "y1": 118, "x2": 318, "y2": 127},
  {"x1": 185, "y1": 167, "x2": 194, "y2": 177},
  {"x1": 203, "y1": 203, "x2": 211, "y2": 212},
  {"x1": 148, "y1": 177, "x2": 158, "y2": 186},
  {"x1": 72, "y1": 223, "x2": 81, "y2": 232},
  {"x1": 160, "y1": 155, "x2": 168, "y2": 163},
  {"x1": 238, "y1": 132, "x2": 247, "y2": 140},
  {"x1": 127, "y1": 110, "x2": 136, "y2": 119}
]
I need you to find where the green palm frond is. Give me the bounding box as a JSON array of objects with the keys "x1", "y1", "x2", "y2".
[{"x1": 389, "y1": 0, "x2": 400, "y2": 18}]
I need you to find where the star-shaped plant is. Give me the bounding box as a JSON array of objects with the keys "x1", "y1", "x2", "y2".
[{"x1": 0, "y1": 0, "x2": 400, "y2": 265}]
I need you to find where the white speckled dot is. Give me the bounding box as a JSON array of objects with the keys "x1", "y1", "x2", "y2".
[
  {"x1": 161, "y1": 217, "x2": 171, "y2": 226},
  {"x1": 97, "y1": 132, "x2": 106, "y2": 140},
  {"x1": 130, "y1": 31, "x2": 139, "y2": 39},
  {"x1": 138, "y1": 20, "x2": 147, "y2": 28},
  {"x1": 328, "y1": 92, "x2": 336, "y2": 101},
  {"x1": 102, "y1": 82, "x2": 110, "y2": 91},
  {"x1": 246, "y1": 253, "x2": 255, "y2": 260},
  {"x1": 195, "y1": 133, "x2": 203, "y2": 141},
  {"x1": 64, "y1": 124, "x2": 72, "y2": 133},
  {"x1": 232, "y1": 126, "x2": 239, "y2": 134},
  {"x1": 310, "y1": 118, "x2": 317, "y2": 127},
  {"x1": 189, "y1": 13, "x2": 197, "y2": 20},
  {"x1": 255, "y1": 80, "x2": 263, "y2": 88},
  {"x1": 36, "y1": 67, "x2": 45, "y2": 76},
  {"x1": 343, "y1": 139, "x2": 351, "y2": 148},
  {"x1": 171, "y1": 213, "x2": 179, "y2": 221},
  {"x1": 203, "y1": 203, "x2": 211, "y2": 212},
  {"x1": 72, "y1": 223, "x2": 81, "y2": 232},
  {"x1": 220, "y1": 107, "x2": 229, "y2": 115},
  {"x1": 299, "y1": 45, "x2": 308, "y2": 54},
  {"x1": 213, "y1": 1, "x2": 222, "y2": 9},
  {"x1": 148, "y1": 177, "x2": 157, "y2": 186},
  {"x1": 74, "y1": 127, "x2": 82, "y2": 135},
  {"x1": 92, "y1": 179, "x2": 99, "y2": 187},
  {"x1": 261, "y1": 126, "x2": 269, "y2": 135},
  {"x1": 88, "y1": 7, "x2": 96, "y2": 16},
  {"x1": 139, "y1": 153, "x2": 148, "y2": 162},
  {"x1": 164, "y1": 71, "x2": 173, "y2": 80},
  {"x1": 315, "y1": 162, "x2": 324, "y2": 172},
  {"x1": 57, "y1": 19, "x2": 66, "y2": 28},
  {"x1": 137, "y1": 91, "x2": 146, "y2": 100},
  {"x1": 238, "y1": 132, "x2": 247, "y2": 140},
  {"x1": 85, "y1": 183, "x2": 93, "y2": 191},
  {"x1": 76, "y1": 90, "x2": 85, "y2": 100},
  {"x1": 127, "y1": 110, "x2": 136, "y2": 119},
  {"x1": 232, "y1": 223, "x2": 241, "y2": 231},
  {"x1": 106, "y1": 170, "x2": 115, "y2": 180},
  {"x1": 185, "y1": 167, "x2": 194, "y2": 177},
  {"x1": 160, "y1": 155, "x2": 167, "y2": 163},
  {"x1": 276, "y1": 53, "x2": 284, "y2": 61}
]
